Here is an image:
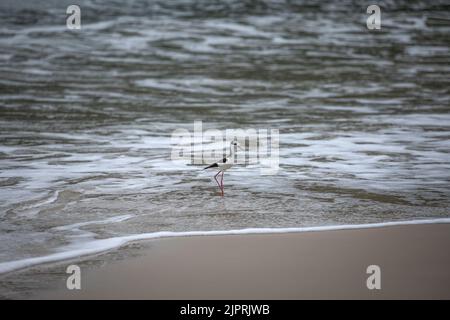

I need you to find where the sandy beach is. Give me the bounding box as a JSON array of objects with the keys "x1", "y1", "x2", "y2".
[{"x1": 32, "y1": 222, "x2": 450, "y2": 299}]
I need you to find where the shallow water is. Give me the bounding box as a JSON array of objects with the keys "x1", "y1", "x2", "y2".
[{"x1": 0, "y1": 0, "x2": 450, "y2": 271}]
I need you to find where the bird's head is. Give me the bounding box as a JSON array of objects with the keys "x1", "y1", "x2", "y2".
[{"x1": 230, "y1": 140, "x2": 244, "y2": 151}]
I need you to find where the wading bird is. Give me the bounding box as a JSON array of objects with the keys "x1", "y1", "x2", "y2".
[{"x1": 204, "y1": 141, "x2": 243, "y2": 196}]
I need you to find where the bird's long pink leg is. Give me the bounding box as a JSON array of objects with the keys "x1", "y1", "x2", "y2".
[
  {"x1": 220, "y1": 172, "x2": 224, "y2": 196},
  {"x1": 214, "y1": 171, "x2": 222, "y2": 194}
]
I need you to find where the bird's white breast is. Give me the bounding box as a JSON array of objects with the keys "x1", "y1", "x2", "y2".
[{"x1": 218, "y1": 162, "x2": 233, "y2": 171}]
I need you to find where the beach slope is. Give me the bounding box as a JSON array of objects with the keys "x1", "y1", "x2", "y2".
[{"x1": 36, "y1": 223, "x2": 450, "y2": 299}]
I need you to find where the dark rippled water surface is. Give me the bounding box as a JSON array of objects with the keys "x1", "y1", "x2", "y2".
[{"x1": 0, "y1": 0, "x2": 450, "y2": 270}]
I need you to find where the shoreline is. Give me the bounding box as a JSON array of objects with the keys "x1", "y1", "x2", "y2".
[
  {"x1": 22, "y1": 221, "x2": 450, "y2": 299},
  {"x1": 1, "y1": 217, "x2": 450, "y2": 276}
]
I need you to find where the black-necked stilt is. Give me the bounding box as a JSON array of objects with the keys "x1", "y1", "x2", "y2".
[{"x1": 204, "y1": 140, "x2": 243, "y2": 196}]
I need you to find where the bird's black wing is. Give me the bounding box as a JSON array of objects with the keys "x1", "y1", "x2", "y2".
[{"x1": 203, "y1": 162, "x2": 219, "y2": 170}]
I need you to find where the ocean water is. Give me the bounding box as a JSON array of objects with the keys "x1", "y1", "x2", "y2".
[{"x1": 0, "y1": 0, "x2": 450, "y2": 275}]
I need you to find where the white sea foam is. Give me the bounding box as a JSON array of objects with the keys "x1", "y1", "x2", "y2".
[
  {"x1": 22, "y1": 191, "x2": 59, "y2": 210},
  {"x1": 52, "y1": 214, "x2": 134, "y2": 232},
  {"x1": 0, "y1": 218, "x2": 449, "y2": 275}
]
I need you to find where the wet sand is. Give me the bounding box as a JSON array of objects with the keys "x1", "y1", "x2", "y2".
[{"x1": 35, "y1": 223, "x2": 450, "y2": 299}]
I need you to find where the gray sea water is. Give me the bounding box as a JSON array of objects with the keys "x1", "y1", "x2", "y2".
[{"x1": 0, "y1": 0, "x2": 450, "y2": 275}]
